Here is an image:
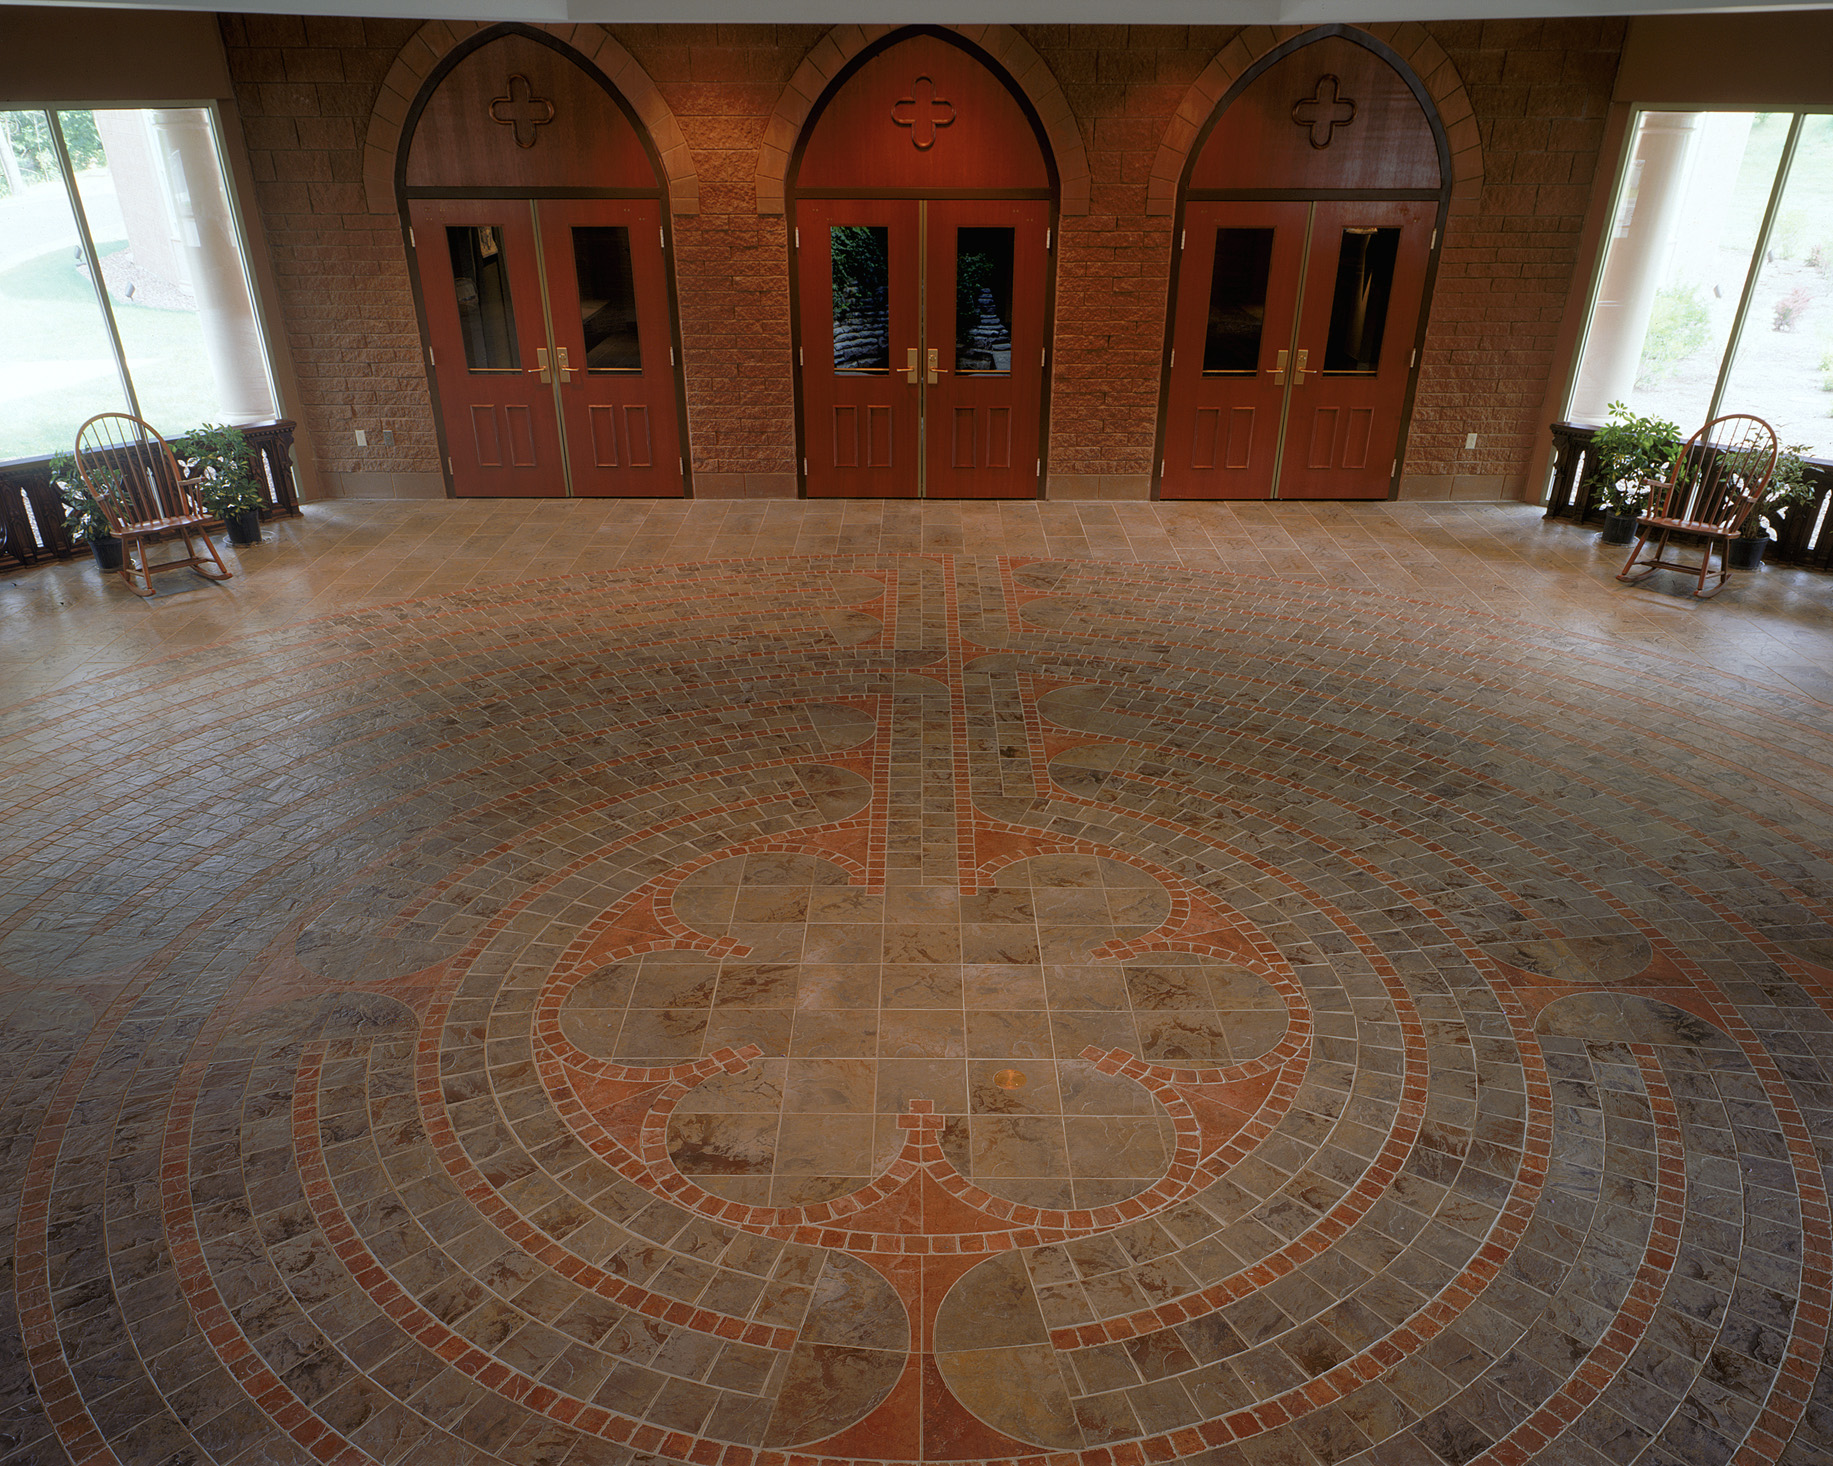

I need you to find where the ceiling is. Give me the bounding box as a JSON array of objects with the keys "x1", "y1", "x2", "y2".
[{"x1": 20, "y1": 0, "x2": 1833, "y2": 23}]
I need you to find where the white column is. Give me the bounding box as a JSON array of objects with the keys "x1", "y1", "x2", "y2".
[
  {"x1": 1570, "y1": 112, "x2": 1701, "y2": 423},
  {"x1": 150, "y1": 108, "x2": 276, "y2": 424}
]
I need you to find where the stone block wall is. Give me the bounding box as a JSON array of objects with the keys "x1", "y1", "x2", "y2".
[{"x1": 220, "y1": 17, "x2": 1625, "y2": 502}]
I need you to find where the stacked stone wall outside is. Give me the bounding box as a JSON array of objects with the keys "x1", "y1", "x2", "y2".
[{"x1": 221, "y1": 17, "x2": 1624, "y2": 501}]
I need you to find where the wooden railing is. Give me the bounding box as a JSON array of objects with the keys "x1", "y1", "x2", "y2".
[
  {"x1": 1546, "y1": 420, "x2": 1833, "y2": 570},
  {"x1": 0, "y1": 420, "x2": 300, "y2": 571}
]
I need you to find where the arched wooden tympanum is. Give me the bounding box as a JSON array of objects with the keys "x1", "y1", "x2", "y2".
[
  {"x1": 401, "y1": 26, "x2": 689, "y2": 498},
  {"x1": 1157, "y1": 27, "x2": 1449, "y2": 501},
  {"x1": 789, "y1": 28, "x2": 1058, "y2": 500}
]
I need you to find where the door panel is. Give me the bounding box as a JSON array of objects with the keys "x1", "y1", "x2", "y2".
[
  {"x1": 923, "y1": 200, "x2": 1047, "y2": 499},
  {"x1": 1159, "y1": 202, "x2": 1309, "y2": 501},
  {"x1": 536, "y1": 198, "x2": 682, "y2": 496},
  {"x1": 412, "y1": 199, "x2": 564, "y2": 498},
  {"x1": 1276, "y1": 202, "x2": 1432, "y2": 500},
  {"x1": 799, "y1": 200, "x2": 920, "y2": 498}
]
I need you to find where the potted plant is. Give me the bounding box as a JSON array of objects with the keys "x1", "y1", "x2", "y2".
[
  {"x1": 1586, "y1": 401, "x2": 1683, "y2": 545},
  {"x1": 181, "y1": 423, "x2": 265, "y2": 545},
  {"x1": 50, "y1": 450, "x2": 123, "y2": 570},
  {"x1": 1734, "y1": 441, "x2": 1817, "y2": 568}
]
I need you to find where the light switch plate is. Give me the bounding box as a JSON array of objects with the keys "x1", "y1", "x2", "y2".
[
  {"x1": 1465, "y1": 433, "x2": 1479, "y2": 450},
  {"x1": 354, "y1": 429, "x2": 368, "y2": 447}
]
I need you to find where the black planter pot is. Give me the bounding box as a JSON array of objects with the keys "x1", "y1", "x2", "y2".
[
  {"x1": 225, "y1": 508, "x2": 263, "y2": 545},
  {"x1": 89, "y1": 534, "x2": 123, "y2": 571},
  {"x1": 1729, "y1": 534, "x2": 1769, "y2": 569},
  {"x1": 1600, "y1": 511, "x2": 1640, "y2": 546}
]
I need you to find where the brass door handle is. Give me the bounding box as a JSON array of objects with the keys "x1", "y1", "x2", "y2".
[
  {"x1": 905, "y1": 347, "x2": 919, "y2": 385},
  {"x1": 1268, "y1": 348, "x2": 1288, "y2": 385},
  {"x1": 526, "y1": 347, "x2": 551, "y2": 384},
  {"x1": 1293, "y1": 348, "x2": 1310, "y2": 386},
  {"x1": 927, "y1": 346, "x2": 947, "y2": 386},
  {"x1": 556, "y1": 346, "x2": 573, "y2": 384}
]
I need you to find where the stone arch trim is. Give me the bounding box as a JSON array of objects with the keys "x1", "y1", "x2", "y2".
[
  {"x1": 1147, "y1": 22, "x2": 1482, "y2": 216},
  {"x1": 362, "y1": 20, "x2": 700, "y2": 216},
  {"x1": 754, "y1": 24, "x2": 1091, "y2": 216}
]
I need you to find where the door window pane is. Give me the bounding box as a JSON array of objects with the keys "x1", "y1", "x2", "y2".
[
  {"x1": 831, "y1": 225, "x2": 888, "y2": 372},
  {"x1": 1322, "y1": 227, "x2": 1400, "y2": 374},
  {"x1": 955, "y1": 227, "x2": 1013, "y2": 373},
  {"x1": 572, "y1": 225, "x2": 641, "y2": 372},
  {"x1": 447, "y1": 225, "x2": 521, "y2": 371},
  {"x1": 60, "y1": 108, "x2": 277, "y2": 438},
  {"x1": 1715, "y1": 117, "x2": 1833, "y2": 455},
  {"x1": 1202, "y1": 228, "x2": 1273, "y2": 374},
  {"x1": 1569, "y1": 112, "x2": 1787, "y2": 426},
  {"x1": 0, "y1": 110, "x2": 131, "y2": 459}
]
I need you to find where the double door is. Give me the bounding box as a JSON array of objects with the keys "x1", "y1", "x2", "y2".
[
  {"x1": 1161, "y1": 200, "x2": 1433, "y2": 500},
  {"x1": 796, "y1": 199, "x2": 1049, "y2": 498},
  {"x1": 412, "y1": 197, "x2": 682, "y2": 497}
]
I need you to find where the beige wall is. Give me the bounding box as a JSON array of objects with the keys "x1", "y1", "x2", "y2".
[
  {"x1": 0, "y1": 7, "x2": 317, "y2": 493},
  {"x1": 1615, "y1": 11, "x2": 1833, "y2": 108}
]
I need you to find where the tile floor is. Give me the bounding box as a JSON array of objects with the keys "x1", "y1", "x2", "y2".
[{"x1": 0, "y1": 497, "x2": 1830, "y2": 1466}]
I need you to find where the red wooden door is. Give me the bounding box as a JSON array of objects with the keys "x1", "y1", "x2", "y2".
[
  {"x1": 798, "y1": 199, "x2": 920, "y2": 499},
  {"x1": 1275, "y1": 201, "x2": 1434, "y2": 500},
  {"x1": 536, "y1": 198, "x2": 682, "y2": 496},
  {"x1": 1160, "y1": 202, "x2": 1309, "y2": 501},
  {"x1": 924, "y1": 199, "x2": 1048, "y2": 499},
  {"x1": 412, "y1": 199, "x2": 565, "y2": 498}
]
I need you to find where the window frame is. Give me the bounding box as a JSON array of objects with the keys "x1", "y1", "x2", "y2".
[
  {"x1": 0, "y1": 98, "x2": 280, "y2": 452},
  {"x1": 1562, "y1": 104, "x2": 1833, "y2": 433}
]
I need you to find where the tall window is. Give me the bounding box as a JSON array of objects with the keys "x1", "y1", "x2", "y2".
[
  {"x1": 1568, "y1": 110, "x2": 1833, "y2": 456},
  {"x1": 0, "y1": 107, "x2": 276, "y2": 462}
]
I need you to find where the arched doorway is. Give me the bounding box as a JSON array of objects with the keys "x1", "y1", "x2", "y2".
[
  {"x1": 789, "y1": 28, "x2": 1057, "y2": 499},
  {"x1": 401, "y1": 26, "x2": 688, "y2": 498},
  {"x1": 1157, "y1": 27, "x2": 1449, "y2": 501}
]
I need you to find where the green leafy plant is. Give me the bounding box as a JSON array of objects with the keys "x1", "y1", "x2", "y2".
[
  {"x1": 1586, "y1": 401, "x2": 1683, "y2": 515},
  {"x1": 180, "y1": 423, "x2": 264, "y2": 517},
  {"x1": 1749, "y1": 441, "x2": 1821, "y2": 539},
  {"x1": 1635, "y1": 284, "x2": 1709, "y2": 386},
  {"x1": 50, "y1": 450, "x2": 114, "y2": 543}
]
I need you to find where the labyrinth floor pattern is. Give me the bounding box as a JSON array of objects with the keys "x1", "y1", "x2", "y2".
[{"x1": 2, "y1": 552, "x2": 1831, "y2": 1466}]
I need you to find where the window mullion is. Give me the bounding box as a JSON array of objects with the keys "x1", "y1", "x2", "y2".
[
  {"x1": 47, "y1": 108, "x2": 143, "y2": 422},
  {"x1": 1705, "y1": 112, "x2": 1803, "y2": 425}
]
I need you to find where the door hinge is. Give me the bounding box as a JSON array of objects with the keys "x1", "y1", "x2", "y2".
[
  {"x1": 1045, "y1": 227, "x2": 1052, "y2": 250},
  {"x1": 1160, "y1": 459, "x2": 1166, "y2": 476},
  {"x1": 1170, "y1": 348, "x2": 1175, "y2": 368},
  {"x1": 799, "y1": 346, "x2": 805, "y2": 367},
  {"x1": 802, "y1": 457, "x2": 808, "y2": 475},
  {"x1": 1040, "y1": 346, "x2": 1045, "y2": 367},
  {"x1": 427, "y1": 346, "x2": 435, "y2": 366},
  {"x1": 447, "y1": 456, "x2": 453, "y2": 474},
  {"x1": 1036, "y1": 457, "x2": 1041, "y2": 476},
  {"x1": 1430, "y1": 229, "x2": 1438, "y2": 251},
  {"x1": 679, "y1": 456, "x2": 685, "y2": 475},
  {"x1": 408, "y1": 227, "x2": 416, "y2": 248},
  {"x1": 1391, "y1": 458, "x2": 1398, "y2": 476},
  {"x1": 1410, "y1": 348, "x2": 1417, "y2": 369},
  {"x1": 794, "y1": 226, "x2": 800, "y2": 248},
  {"x1": 1179, "y1": 229, "x2": 1186, "y2": 250},
  {"x1": 659, "y1": 226, "x2": 666, "y2": 249},
  {"x1": 670, "y1": 346, "x2": 676, "y2": 367}
]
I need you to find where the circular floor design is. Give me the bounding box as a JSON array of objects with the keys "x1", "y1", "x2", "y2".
[{"x1": 1, "y1": 553, "x2": 1830, "y2": 1466}]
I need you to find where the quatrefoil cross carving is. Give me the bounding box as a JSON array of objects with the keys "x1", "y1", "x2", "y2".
[
  {"x1": 489, "y1": 73, "x2": 556, "y2": 150},
  {"x1": 1292, "y1": 74, "x2": 1357, "y2": 150},
  {"x1": 891, "y1": 76, "x2": 957, "y2": 151}
]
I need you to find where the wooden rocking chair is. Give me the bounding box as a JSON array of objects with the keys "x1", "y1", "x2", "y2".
[
  {"x1": 73, "y1": 413, "x2": 233, "y2": 598},
  {"x1": 1616, "y1": 413, "x2": 1777, "y2": 599}
]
